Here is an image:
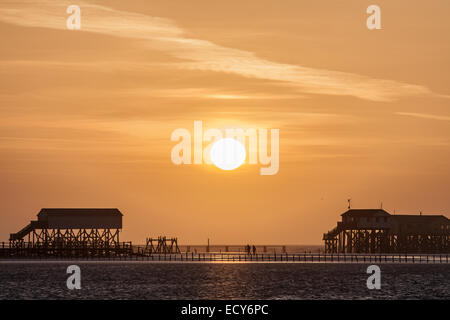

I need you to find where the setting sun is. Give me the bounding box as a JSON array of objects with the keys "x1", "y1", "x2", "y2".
[{"x1": 210, "y1": 138, "x2": 246, "y2": 170}]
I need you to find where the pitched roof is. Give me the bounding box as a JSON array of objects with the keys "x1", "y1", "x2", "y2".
[
  {"x1": 341, "y1": 209, "x2": 390, "y2": 217},
  {"x1": 37, "y1": 208, "x2": 123, "y2": 216}
]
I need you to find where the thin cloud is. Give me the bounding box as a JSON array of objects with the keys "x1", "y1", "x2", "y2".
[
  {"x1": 396, "y1": 112, "x2": 450, "y2": 121},
  {"x1": 0, "y1": 0, "x2": 436, "y2": 102}
]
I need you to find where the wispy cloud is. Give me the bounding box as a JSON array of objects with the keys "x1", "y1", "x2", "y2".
[
  {"x1": 0, "y1": 0, "x2": 436, "y2": 102},
  {"x1": 395, "y1": 112, "x2": 450, "y2": 121},
  {"x1": 113, "y1": 88, "x2": 304, "y2": 100}
]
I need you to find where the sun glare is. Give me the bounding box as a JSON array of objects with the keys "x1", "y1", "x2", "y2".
[{"x1": 210, "y1": 138, "x2": 246, "y2": 170}]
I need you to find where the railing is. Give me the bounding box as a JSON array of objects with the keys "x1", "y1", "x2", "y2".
[
  {"x1": 1, "y1": 248, "x2": 449, "y2": 263},
  {"x1": 129, "y1": 252, "x2": 450, "y2": 263},
  {"x1": 0, "y1": 241, "x2": 133, "y2": 248},
  {"x1": 0, "y1": 241, "x2": 134, "y2": 258}
]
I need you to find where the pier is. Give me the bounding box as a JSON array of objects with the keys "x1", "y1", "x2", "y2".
[
  {"x1": 3, "y1": 207, "x2": 449, "y2": 260},
  {"x1": 1, "y1": 247, "x2": 449, "y2": 264},
  {"x1": 323, "y1": 209, "x2": 450, "y2": 254},
  {"x1": 4, "y1": 208, "x2": 132, "y2": 257}
]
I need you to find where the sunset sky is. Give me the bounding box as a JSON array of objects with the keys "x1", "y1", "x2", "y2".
[{"x1": 1, "y1": 0, "x2": 449, "y2": 245}]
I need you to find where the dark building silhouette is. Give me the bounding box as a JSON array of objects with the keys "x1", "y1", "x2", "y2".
[
  {"x1": 6, "y1": 208, "x2": 131, "y2": 257},
  {"x1": 323, "y1": 209, "x2": 450, "y2": 253}
]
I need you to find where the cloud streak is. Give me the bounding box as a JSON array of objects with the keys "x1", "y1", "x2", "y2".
[
  {"x1": 396, "y1": 112, "x2": 450, "y2": 121},
  {"x1": 0, "y1": 0, "x2": 436, "y2": 101}
]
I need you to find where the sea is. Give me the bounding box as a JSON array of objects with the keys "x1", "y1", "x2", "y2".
[{"x1": 0, "y1": 261, "x2": 449, "y2": 299}]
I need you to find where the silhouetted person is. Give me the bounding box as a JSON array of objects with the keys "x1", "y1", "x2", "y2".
[
  {"x1": 252, "y1": 245, "x2": 256, "y2": 255},
  {"x1": 246, "y1": 244, "x2": 250, "y2": 255}
]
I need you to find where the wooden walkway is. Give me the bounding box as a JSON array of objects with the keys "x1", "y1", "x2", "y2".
[
  {"x1": 1, "y1": 252, "x2": 449, "y2": 263},
  {"x1": 134, "y1": 252, "x2": 450, "y2": 263}
]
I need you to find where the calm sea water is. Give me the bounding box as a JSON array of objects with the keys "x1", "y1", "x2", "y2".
[{"x1": 0, "y1": 262, "x2": 448, "y2": 299}]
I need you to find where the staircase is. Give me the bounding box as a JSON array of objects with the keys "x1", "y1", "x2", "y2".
[{"x1": 10, "y1": 221, "x2": 44, "y2": 241}]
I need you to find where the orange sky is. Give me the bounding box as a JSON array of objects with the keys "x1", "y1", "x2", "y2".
[{"x1": 1, "y1": 0, "x2": 449, "y2": 245}]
